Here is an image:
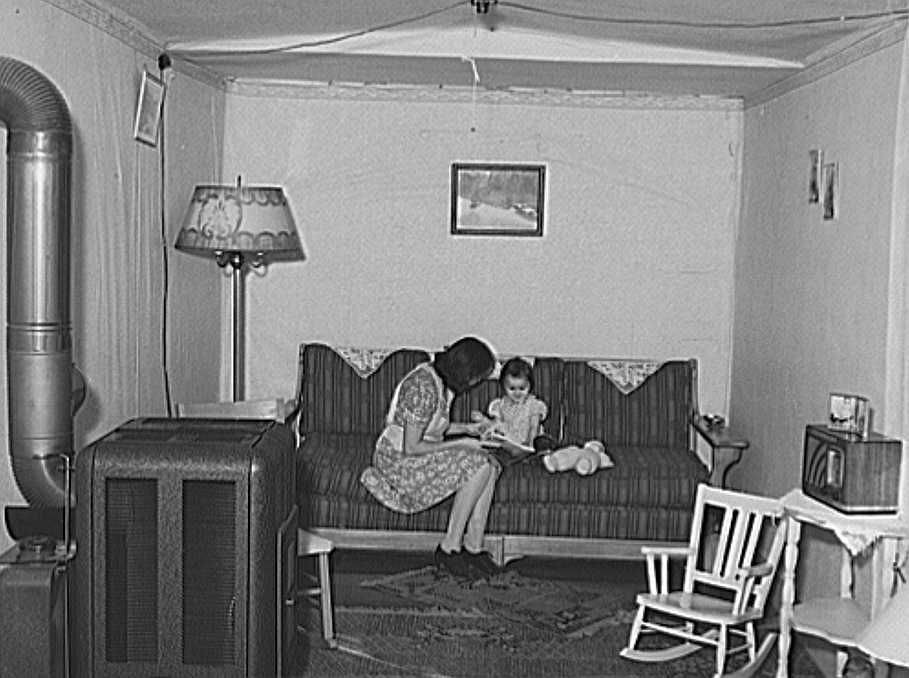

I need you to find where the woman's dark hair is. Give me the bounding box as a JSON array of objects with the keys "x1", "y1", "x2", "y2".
[
  {"x1": 499, "y1": 356, "x2": 534, "y2": 392},
  {"x1": 434, "y1": 336, "x2": 495, "y2": 394}
]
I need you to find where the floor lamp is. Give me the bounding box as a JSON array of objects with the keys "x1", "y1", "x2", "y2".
[{"x1": 174, "y1": 181, "x2": 304, "y2": 401}]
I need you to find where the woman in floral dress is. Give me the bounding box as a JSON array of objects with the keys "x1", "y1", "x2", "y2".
[{"x1": 360, "y1": 336, "x2": 501, "y2": 579}]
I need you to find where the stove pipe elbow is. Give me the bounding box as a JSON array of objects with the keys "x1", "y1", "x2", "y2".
[{"x1": 0, "y1": 57, "x2": 74, "y2": 507}]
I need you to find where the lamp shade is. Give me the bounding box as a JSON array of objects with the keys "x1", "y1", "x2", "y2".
[
  {"x1": 855, "y1": 584, "x2": 909, "y2": 667},
  {"x1": 174, "y1": 184, "x2": 304, "y2": 265}
]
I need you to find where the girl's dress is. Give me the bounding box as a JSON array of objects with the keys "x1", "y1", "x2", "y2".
[
  {"x1": 360, "y1": 362, "x2": 489, "y2": 513},
  {"x1": 487, "y1": 395, "x2": 548, "y2": 445}
]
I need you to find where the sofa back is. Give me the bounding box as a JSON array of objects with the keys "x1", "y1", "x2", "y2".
[
  {"x1": 296, "y1": 343, "x2": 697, "y2": 451},
  {"x1": 562, "y1": 359, "x2": 696, "y2": 449},
  {"x1": 297, "y1": 343, "x2": 430, "y2": 434}
]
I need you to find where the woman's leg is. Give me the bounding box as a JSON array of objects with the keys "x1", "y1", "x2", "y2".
[
  {"x1": 439, "y1": 462, "x2": 493, "y2": 553},
  {"x1": 463, "y1": 462, "x2": 500, "y2": 552}
]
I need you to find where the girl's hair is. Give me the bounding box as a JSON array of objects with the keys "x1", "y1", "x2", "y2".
[
  {"x1": 433, "y1": 336, "x2": 495, "y2": 394},
  {"x1": 499, "y1": 356, "x2": 534, "y2": 392}
]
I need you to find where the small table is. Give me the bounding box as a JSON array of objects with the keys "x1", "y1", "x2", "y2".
[
  {"x1": 691, "y1": 414, "x2": 749, "y2": 488},
  {"x1": 776, "y1": 490, "x2": 909, "y2": 678}
]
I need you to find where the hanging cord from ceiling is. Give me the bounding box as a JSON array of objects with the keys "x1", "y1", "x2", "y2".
[
  {"x1": 460, "y1": 56, "x2": 481, "y2": 131},
  {"x1": 167, "y1": 1, "x2": 909, "y2": 59}
]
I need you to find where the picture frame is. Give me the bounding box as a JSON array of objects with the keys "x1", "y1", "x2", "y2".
[
  {"x1": 808, "y1": 149, "x2": 822, "y2": 204},
  {"x1": 133, "y1": 69, "x2": 165, "y2": 147},
  {"x1": 450, "y1": 163, "x2": 545, "y2": 236},
  {"x1": 828, "y1": 392, "x2": 869, "y2": 436},
  {"x1": 822, "y1": 161, "x2": 838, "y2": 220}
]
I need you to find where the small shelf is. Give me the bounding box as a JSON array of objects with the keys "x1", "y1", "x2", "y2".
[
  {"x1": 176, "y1": 397, "x2": 298, "y2": 422},
  {"x1": 791, "y1": 597, "x2": 868, "y2": 647}
]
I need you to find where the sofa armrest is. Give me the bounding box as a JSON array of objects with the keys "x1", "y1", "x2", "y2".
[{"x1": 691, "y1": 413, "x2": 749, "y2": 488}]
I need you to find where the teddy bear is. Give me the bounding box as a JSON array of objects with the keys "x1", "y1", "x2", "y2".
[{"x1": 541, "y1": 439, "x2": 613, "y2": 476}]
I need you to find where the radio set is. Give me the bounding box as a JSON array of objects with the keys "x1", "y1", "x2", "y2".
[{"x1": 801, "y1": 424, "x2": 902, "y2": 514}]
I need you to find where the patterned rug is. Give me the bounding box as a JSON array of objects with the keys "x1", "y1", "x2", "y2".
[
  {"x1": 291, "y1": 607, "x2": 822, "y2": 678},
  {"x1": 289, "y1": 566, "x2": 824, "y2": 678},
  {"x1": 360, "y1": 566, "x2": 628, "y2": 637}
]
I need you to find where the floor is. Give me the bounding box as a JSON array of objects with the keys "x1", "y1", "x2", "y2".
[
  {"x1": 324, "y1": 549, "x2": 649, "y2": 607},
  {"x1": 294, "y1": 548, "x2": 821, "y2": 677}
]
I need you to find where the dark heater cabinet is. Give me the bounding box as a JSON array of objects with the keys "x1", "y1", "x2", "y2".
[
  {"x1": 801, "y1": 424, "x2": 902, "y2": 514},
  {"x1": 71, "y1": 417, "x2": 298, "y2": 678}
]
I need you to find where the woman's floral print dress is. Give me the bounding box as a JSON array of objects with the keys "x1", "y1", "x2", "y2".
[{"x1": 360, "y1": 363, "x2": 489, "y2": 513}]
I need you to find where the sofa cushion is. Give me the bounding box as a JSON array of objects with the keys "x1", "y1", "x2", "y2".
[
  {"x1": 494, "y1": 446, "x2": 705, "y2": 507},
  {"x1": 449, "y1": 356, "x2": 564, "y2": 437},
  {"x1": 562, "y1": 359, "x2": 694, "y2": 450},
  {"x1": 297, "y1": 343, "x2": 431, "y2": 435},
  {"x1": 297, "y1": 433, "x2": 706, "y2": 542}
]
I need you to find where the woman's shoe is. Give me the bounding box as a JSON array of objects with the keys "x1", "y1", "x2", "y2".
[
  {"x1": 462, "y1": 549, "x2": 502, "y2": 578},
  {"x1": 434, "y1": 546, "x2": 472, "y2": 578}
]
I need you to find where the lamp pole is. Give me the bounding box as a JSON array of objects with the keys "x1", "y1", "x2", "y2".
[
  {"x1": 230, "y1": 258, "x2": 246, "y2": 402},
  {"x1": 218, "y1": 251, "x2": 247, "y2": 402}
]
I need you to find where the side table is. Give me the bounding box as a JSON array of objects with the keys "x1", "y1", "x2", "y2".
[
  {"x1": 776, "y1": 489, "x2": 909, "y2": 678},
  {"x1": 691, "y1": 414, "x2": 749, "y2": 488}
]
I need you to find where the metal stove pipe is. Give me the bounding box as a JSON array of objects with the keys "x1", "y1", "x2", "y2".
[{"x1": 0, "y1": 57, "x2": 74, "y2": 507}]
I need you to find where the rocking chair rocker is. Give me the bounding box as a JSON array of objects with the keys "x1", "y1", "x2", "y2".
[{"x1": 621, "y1": 483, "x2": 786, "y2": 678}]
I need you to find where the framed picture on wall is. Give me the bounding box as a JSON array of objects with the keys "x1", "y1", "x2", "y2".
[
  {"x1": 808, "y1": 149, "x2": 822, "y2": 204},
  {"x1": 133, "y1": 69, "x2": 165, "y2": 147},
  {"x1": 450, "y1": 163, "x2": 545, "y2": 236},
  {"x1": 822, "y1": 161, "x2": 838, "y2": 220}
]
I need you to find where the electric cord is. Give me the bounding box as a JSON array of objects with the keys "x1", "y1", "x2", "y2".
[
  {"x1": 169, "y1": 1, "x2": 463, "y2": 57},
  {"x1": 502, "y1": 2, "x2": 909, "y2": 29},
  {"x1": 157, "y1": 55, "x2": 174, "y2": 418},
  {"x1": 165, "y1": 1, "x2": 909, "y2": 59}
]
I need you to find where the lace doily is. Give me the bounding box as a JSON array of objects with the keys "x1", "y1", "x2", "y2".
[
  {"x1": 586, "y1": 360, "x2": 663, "y2": 395},
  {"x1": 333, "y1": 346, "x2": 396, "y2": 379}
]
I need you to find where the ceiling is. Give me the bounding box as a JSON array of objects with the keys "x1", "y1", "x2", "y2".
[{"x1": 97, "y1": 0, "x2": 909, "y2": 100}]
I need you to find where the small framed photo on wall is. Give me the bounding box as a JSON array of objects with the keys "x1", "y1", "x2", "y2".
[
  {"x1": 133, "y1": 69, "x2": 165, "y2": 147},
  {"x1": 808, "y1": 149, "x2": 822, "y2": 204},
  {"x1": 822, "y1": 161, "x2": 838, "y2": 220}
]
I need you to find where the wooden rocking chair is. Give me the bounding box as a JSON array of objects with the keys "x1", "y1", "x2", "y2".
[{"x1": 620, "y1": 483, "x2": 786, "y2": 678}]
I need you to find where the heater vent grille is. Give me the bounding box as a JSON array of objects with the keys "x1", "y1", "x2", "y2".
[
  {"x1": 104, "y1": 478, "x2": 158, "y2": 662},
  {"x1": 183, "y1": 480, "x2": 237, "y2": 665}
]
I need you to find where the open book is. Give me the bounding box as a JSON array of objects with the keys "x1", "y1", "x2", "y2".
[{"x1": 481, "y1": 432, "x2": 538, "y2": 467}]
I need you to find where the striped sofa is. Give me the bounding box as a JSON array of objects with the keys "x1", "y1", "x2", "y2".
[{"x1": 295, "y1": 342, "x2": 710, "y2": 562}]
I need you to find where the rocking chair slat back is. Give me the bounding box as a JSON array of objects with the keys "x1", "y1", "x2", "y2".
[{"x1": 685, "y1": 485, "x2": 786, "y2": 615}]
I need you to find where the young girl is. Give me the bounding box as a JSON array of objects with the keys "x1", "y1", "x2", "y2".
[{"x1": 485, "y1": 357, "x2": 548, "y2": 448}]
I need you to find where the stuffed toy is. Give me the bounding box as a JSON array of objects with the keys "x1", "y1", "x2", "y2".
[{"x1": 542, "y1": 440, "x2": 613, "y2": 476}]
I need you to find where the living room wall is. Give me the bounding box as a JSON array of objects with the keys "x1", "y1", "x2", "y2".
[
  {"x1": 224, "y1": 85, "x2": 743, "y2": 423},
  {"x1": 0, "y1": 0, "x2": 225, "y2": 550},
  {"x1": 732, "y1": 38, "x2": 905, "y2": 501},
  {"x1": 731, "y1": 31, "x2": 908, "y2": 646}
]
